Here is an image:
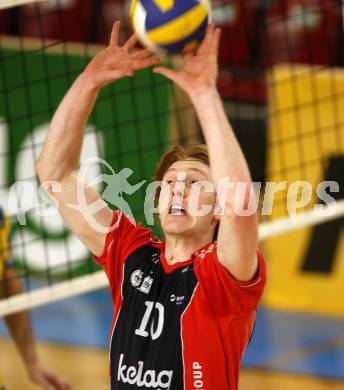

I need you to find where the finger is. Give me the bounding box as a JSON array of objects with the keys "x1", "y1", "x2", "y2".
[
  {"x1": 133, "y1": 57, "x2": 162, "y2": 70},
  {"x1": 213, "y1": 27, "x2": 221, "y2": 54},
  {"x1": 36, "y1": 377, "x2": 54, "y2": 390},
  {"x1": 205, "y1": 23, "x2": 216, "y2": 40},
  {"x1": 183, "y1": 50, "x2": 194, "y2": 61},
  {"x1": 48, "y1": 375, "x2": 69, "y2": 389},
  {"x1": 110, "y1": 21, "x2": 120, "y2": 47},
  {"x1": 123, "y1": 33, "x2": 138, "y2": 51},
  {"x1": 198, "y1": 23, "x2": 216, "y2": 53},
  {"x1": 132, "y1": 48, "x2": 155, "y2": 60},
  {"x1": 39, "y1": 369, "x2": 70, "y2": 390}
]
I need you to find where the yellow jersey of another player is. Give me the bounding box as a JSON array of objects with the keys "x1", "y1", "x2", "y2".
[
  {"x1": 0, "y1": 207, "x2": 11, "y2": 390},
  {"x1": 0, "y1": 207, "x2": 10, "y2": 390},
  {"x1": 0, "y1": 207, "x2": 11, "y2": 279}
]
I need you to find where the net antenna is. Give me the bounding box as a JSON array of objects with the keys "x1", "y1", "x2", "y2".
[
  {"x1": 0, "y1": 0, "x2": 47, "y2": 10},
  {"x1": 1, "y1": 200, "x2": 344, "y2": 317}
]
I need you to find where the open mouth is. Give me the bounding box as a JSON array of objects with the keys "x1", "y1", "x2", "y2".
[{"x1": 169, "y1": 205, "x2": 187, "y2": 215}]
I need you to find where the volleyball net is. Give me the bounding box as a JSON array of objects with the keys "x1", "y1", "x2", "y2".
[{"x1": 0, "y1": 0, "x2": 343, "y2": 317}]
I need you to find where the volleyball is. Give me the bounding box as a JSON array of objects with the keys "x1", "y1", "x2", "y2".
[{"x1": 130, "y1": 0, "x2": 212, "y2": 53}]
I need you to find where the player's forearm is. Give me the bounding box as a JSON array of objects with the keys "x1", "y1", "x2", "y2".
[
  {"x1": 191, "y1": 89, "x2": 252, "y2": 188},
  {"x1": 3, "y1": 271, "x2": 39, "y2": 369},
  {"x1": 5, "y1": 311, "x2": 39, "y2": 369},
  {"x1": 36, "y1": 72, "x2": 99, "y2": 182}
]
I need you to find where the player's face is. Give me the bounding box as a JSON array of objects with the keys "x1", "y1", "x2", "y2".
[{"x1": 159, "y1": 160, "x2": 218, "y2": 238}]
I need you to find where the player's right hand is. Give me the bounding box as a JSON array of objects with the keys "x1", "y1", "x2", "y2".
[
  {"x1": 28, "y1": 360, "x2": 71, "y2": 390},
  {"x1": 82, "y1": 21, "x2": 161, "y2": 89}
]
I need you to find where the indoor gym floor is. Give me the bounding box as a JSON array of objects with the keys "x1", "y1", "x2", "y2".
[{"x1": 0, "y1": 288, "x2": 343, "y2": 389}]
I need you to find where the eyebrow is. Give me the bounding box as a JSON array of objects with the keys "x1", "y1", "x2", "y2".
[{"x1": 165, "y1": 167, "x2": 208, "y2": 176}]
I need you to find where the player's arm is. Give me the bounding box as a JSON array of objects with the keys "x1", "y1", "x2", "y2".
[
  {"x1": 1, "y1": 265, "x2": 70, "y2": 389},
  {"x1": 154, "y1": 25, "x2": 258, "y2": 281},
  {"x1": 36, "y1": 21, "x2": 160, "y2": 257}
]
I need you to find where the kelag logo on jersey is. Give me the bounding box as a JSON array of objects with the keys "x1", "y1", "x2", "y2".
[{"x1": 117, "y1": 353, "x2": 173, "y2": 388}]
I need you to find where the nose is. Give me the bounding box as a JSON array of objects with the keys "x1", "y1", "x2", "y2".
[
  {"x1": 172, "y1": 180, "x2": 185, "y2": 196},
  {"x1": 170, "y1": 172, "x2": 187, "y2": 203}
]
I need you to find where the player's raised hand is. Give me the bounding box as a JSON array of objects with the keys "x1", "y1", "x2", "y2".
[
  {"x1": 153, "y1": 24, "x2": 221, "y2": 100},
  {"x1": 84, "y1": 21, "x2": 161, "y2": 89}
]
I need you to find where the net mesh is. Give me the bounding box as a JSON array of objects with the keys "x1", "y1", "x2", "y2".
[{"x1": 0, "y1": 0, "x2": 343, "y2": 314}]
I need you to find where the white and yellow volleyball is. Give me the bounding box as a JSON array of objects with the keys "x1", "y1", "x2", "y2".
[{"x1": 130, "y1": 0, "x2": 211, "y2": 53}]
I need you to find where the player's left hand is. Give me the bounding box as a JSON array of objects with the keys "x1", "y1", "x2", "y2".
[
  {"x1": 28, "y1": 361, "x2": 71, "y2": 390},
  {"x1": 153, "y1": 24, "x2": 221, "y2": 100}
]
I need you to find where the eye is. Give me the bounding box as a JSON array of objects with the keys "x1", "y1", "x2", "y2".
[{"x1": 188, "y1": 179, "x2": 201, "y2": 186}]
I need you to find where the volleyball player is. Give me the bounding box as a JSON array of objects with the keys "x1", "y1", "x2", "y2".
[
  {"x1": 0, "y1": 207, "x2": 70, "y2": 390},
  {"x1": 37, "y1": 22, "x2": 266, "y2": 389}
]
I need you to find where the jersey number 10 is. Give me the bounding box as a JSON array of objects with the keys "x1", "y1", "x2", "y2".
[{"x1": 135, "y1": 301, "x2": 165, "y2": 340}]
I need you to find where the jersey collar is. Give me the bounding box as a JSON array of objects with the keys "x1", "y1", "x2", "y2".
[{"x1": 151, "y1": 239, "x2": 216, "y2": 274}]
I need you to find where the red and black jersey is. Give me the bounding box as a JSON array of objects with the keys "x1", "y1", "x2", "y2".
[{"x1": 94, "y1": 211, "x2": 266, "y2": 390}]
